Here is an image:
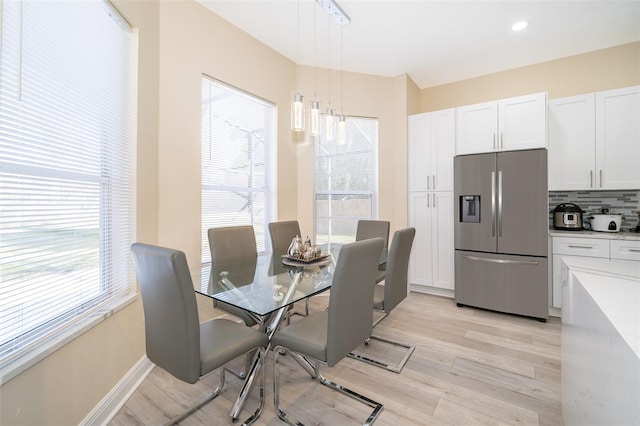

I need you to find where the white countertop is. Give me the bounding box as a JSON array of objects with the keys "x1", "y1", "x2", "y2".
[
  {"x1": 561, "y1": 257, "x2": 640, "y2": 356},
  {"x1": 550, "y1": 228, "x2": 640, "y2": 241}
]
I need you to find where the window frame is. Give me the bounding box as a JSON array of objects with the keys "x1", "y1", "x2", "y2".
[
  {"x1": 0, "y1": 0, "x2": 138, "y2": 383},
  {"x1": 200, "y1": 75, "x2": 277, "y2": 262},
  {"x1": 313, "y1": 115, "x2": 379, "y2": 243}
]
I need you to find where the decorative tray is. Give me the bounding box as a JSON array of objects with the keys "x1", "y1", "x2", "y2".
[{"x1": 281, "y1": 253, "x2": 330, "y2": 265}]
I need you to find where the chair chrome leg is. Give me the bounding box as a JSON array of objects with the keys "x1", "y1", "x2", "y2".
[
  {"x1": 317, "y1": 371, "x2": 383, "y2": 426},
  {"x1": 163, "y1": 369, "x2": 225, "y2": 426},
  {"x1": 348, "y1": 335, "x2": 416, "y2": 374},
  {"x1": 274, "y1": 346, "x2": 383, "y2": 426}
]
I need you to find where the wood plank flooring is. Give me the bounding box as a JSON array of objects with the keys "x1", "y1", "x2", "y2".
[{"x1": 110, "y1": 292, "x2": 562, "y2": 425}]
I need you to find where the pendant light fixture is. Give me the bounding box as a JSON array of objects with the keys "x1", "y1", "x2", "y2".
[
  {"x1": 309, "y1": 3, "x2": 320, "y2": 137},
  {"x1": 338, "y1": 25, "x2": 346, "y2": 145},
  {"x1": 325, "y1": 11, "x2": 335, "y2": 142},
  {"x1": 291, "y1": 0, "x2": 305, "y2": 132}
]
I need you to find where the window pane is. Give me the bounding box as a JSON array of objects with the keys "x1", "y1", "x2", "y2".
[
  {"x1": 201, "y1": 77, "x2": 275, "y2": 261},
  {"x1": 314, "y1": 116, "x2": 378, "y2": 243},
  {"x1": 0, "y1": 0, "x2": 136, "y2": 364}
]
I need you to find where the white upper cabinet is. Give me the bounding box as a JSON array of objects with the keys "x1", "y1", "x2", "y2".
[
  {"x1": 408, "y1": 108, "x2": 455, "y2": 192},
  {"x1": 548, "y1": 94, "x2": 596, "y2": 190},
  {"x1": 549, "y1": 86, "x2": 640, "y2": 190},
  {"x1": 456, "y1": 92, "x2": 547, "y2": 155},
  {"x1": 429, "y1": 108, "x2": 455, "y2": 191},
  {"x1": 595, "y1": 86, "x2": 640, "y2": 189},
  {"x1": 408, "y1": 113, "x2": 430, "y2": 192},
  {"x1": 455, "y1": 101, "x2": 497, "y2": 155}
]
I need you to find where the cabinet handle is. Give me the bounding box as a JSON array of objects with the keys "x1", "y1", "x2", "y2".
[
  {"x1": 433, "y1": 175, "x2": 436, "y2": 190},
  {"x1": 590, "y1": 170, "x2": 593, "y2": 188},
  {"x1": 492, "y1": 133, "x2": 496, "y2": 150},
  {"x1": 567, "y1": 244, "x2": 595, "y2": 249},
  {"x1": 427, "y1": 193, "x2": 430, "y2": 208},
  {"x1": 433, "y1": 193, "x2": 436, "y2": 207},
  {"x1": 500, "y1": 132, "x2": 504, "y2": 149},
  {"x1": 427, "y1": 175, "x2": 430, "y2": 190},
  {"x1": 629, "y1": 248, "x2": 640, "y2": 253},
  {"x1": 599, "y1": 170, "x2": 603, "y2": 188}
]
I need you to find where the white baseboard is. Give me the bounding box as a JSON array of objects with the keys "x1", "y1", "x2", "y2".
[
  {"x1": 80, "y1": 356, "x2": 154, "y2": 426},
  {"x1": 410, "y1": 285, "x2": 455, "y2": 299}
]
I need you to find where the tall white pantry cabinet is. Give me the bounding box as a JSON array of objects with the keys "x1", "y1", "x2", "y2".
[{"x1": 408, "y1": 109, "x2": 455, "y2": 294}]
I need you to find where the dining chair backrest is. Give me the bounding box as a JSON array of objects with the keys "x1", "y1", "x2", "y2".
[
  {"x1": 208, "y1": 225, "x2": 257, "y2": 263},
  {"x1": 268, "y1": 220, "x2": 301, "y2": 255},
  {"x1": 207, "y1": 226, "x2": 259, "y2": 327},
  {"x1": 383, "y1": 227, "x2": 416, "y2": 314},
  {"x1": 131, "y1": 243, "x2": 201, "y2": 384},
  {"x1": 355, "y1": 220, "x2": 390, "y2": 248},
  {"x1": 327, "y1": 237, "x2": 384, "y2": 367}
]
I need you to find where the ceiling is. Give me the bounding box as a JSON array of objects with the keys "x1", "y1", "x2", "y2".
[{"x1": 197, "y1": 0, "x2": 640, "y2": 89}]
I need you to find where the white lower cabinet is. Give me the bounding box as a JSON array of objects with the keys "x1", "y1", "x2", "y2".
[
  {"x1": 409, "y1": 191, "x2": 454, "y2": 291},
  {"x1": 551, "y1": 235, "x2": 640, "y2": 309}
]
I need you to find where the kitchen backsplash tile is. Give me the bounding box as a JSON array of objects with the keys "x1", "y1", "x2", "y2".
[{"x1": 549, "y1": 190, "x2": 640, "y2": 231}]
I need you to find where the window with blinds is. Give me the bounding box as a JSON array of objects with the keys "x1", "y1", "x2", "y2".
[
  {"x1": 0, "y1": 1, "x2": 136, "y2": 369},
  {"x1": 201, "y1": 77, "x2": 276, "y2": 262},
  {"x1": 314, "y1": 116, "x2": 379, "y2": 243}
]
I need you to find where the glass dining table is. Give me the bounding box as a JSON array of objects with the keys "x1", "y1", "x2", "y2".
[{"x1": 191, "y1": 242, "x2": 386, "y2": 420}]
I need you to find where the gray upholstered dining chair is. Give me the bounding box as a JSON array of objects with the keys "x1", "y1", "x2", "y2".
[
  {"x1": 131, "y1": 243, "x2": 268, "y2": 425},
  {"x1": 268, "y1": 220, "x2": 301, "y2": 255},
  {"x1": 268, "y1": 220, "x2": 310, "y2": 320},
  {"x1": 349, "y1": 227, "x2": 416, "y2": 373},
  {"x1": 356, "y1": 220, "x2": 390, "y2": 247},
  {"x1": 356, "y1": 219, "x2": 390, "y2": 280},
  {"x1": 271, "y1": 238, "x2": 385, "y2": 426},
  {"x1": 208, "y1": 225, "x2": 260, "y2": 379},
  {"x1": 208, "y1": 226, "x2": 259, "y2": 328}
]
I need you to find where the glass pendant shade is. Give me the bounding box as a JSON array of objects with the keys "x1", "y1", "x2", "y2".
[
  {"x1": 338, "y1": 115, "x2": 346, "y2": 145},
  {"x1": 310, "y1": 99, "x2": 320, "y2": 136},
  {"x1": 291, "y1": 91, "x2": 305, "y2": 132},
  {"x1": 325, "y1": 106, "x2": 335, "y2": 141}
]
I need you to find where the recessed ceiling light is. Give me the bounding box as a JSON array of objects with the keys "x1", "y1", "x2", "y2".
[{"x1": 512, "y1": 21, "x2": 528, "y2": 31}]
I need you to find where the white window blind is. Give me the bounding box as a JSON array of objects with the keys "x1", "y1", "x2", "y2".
[
  {"x1": 314, "y1": 116, "x2": 378, "y2": 243},
  {"x1": 201, "y1": 76, "x2": 275, "y2": 262},
  {"x1": 0, "y1": 0, "x2": 136, "y2": 366}
]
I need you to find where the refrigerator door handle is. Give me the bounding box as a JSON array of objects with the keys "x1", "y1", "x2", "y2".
[
  {"x1": 497, "y1": 170, "x2": 503, "y2": 237},
  {"x1": 461, "y1": 255, "x2": 539, "y2": 266},
  {"x1": 491, "y1": 171, "x2": 496, "y2": 237}
]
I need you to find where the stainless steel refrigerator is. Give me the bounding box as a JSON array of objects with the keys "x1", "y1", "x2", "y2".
[{"x1": 454, "y1": 149, "x2": 548, "y2": 320}]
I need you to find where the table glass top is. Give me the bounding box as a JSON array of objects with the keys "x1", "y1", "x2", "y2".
[
  {"x1": 193, "y1": 249, "x2": 339, "y2": 317},
  {"x1": 192, "y1": 242, "x2": 386, "y2": 317}
]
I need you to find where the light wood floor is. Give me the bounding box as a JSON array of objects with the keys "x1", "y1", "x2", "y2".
[{"x1": 110, "y1": 292, "x2": 562, "y2": 426}]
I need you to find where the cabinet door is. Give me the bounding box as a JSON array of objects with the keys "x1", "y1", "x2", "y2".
[
  {"x1": 548, "y1": 94, "x2": 596, "y2": 190},
  {"x1": 431, "y1": 192, "x2": 454, "y2": 290},
  {"x1": 456, "y1": 101, "x2": 498, "y2": 155},
  {"x1": 408, "y1": 192, "x2": 431, "y2": 286},
  {"x1": 595, "y1": 86, "x2": 640, "y2": 189},
  {"x1": 610, "y1": 240, "x2": 640, "y2": 261},
  {"x1": 499, "y1": 92, "x2": 547, "y2": 151},
  {"x1": 431, "y1": 108, "x2": 455, "y2": 191},
  {"x1": 408, "y1": 113, "x2": 430, "y2": 191},
  {"x1": 551, "y1": 237, "x2": 609, "y2": 309}
]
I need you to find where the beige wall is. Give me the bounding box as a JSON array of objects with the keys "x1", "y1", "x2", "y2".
[
  {"x1": 157, "y1": 0, "x2": 298, "y2": 265},
  {"x1": 421, "y1": 41, "x2": 640, "y2": 111}
]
